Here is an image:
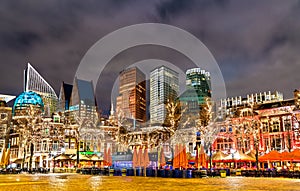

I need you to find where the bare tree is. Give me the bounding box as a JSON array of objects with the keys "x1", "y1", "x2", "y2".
[
  {"x1": 232, "y1": 103, "x2": 262, "y2": 169},
  {"x1": 73, "y1": 112, "x2": 102, "y2": 167},
  {"x1": 14, "y1": 105, "x2": 42, "y2": 172},
  {"x1": 198, "y1": 97, "x2": 213, "y2": 128},
  {"x1": 164, "y1": 99, "x2": 184, "y2": 135},
  {"x1": 196, "y1": 97, "x2": 220, "y2": 170}
]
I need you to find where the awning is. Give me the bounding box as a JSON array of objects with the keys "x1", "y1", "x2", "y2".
[
  {"x1": 212, "y1": 151, "x2": 228, "y2": 162},
  {"x1": 89, "y1": 155, "x2": 103, "y2": 161},
  {"x1": 12, "y1": 158, "x2": 23, "y2": 164},
  {"x1": 54, "y1": 154, "x2": 71, "y2": 161},
  {"x1": 259, "y1": 150, "x2": 281, "y2": 162},
  {"x1": 71, "y1": 154, "x2": 90, "y2": 161},
  {"x1": 223, "y1": 150, "x2": 255, "y2": 162}
]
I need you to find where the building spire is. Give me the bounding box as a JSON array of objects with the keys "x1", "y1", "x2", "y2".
[{"x1": 110, "y1": 102, "x2": 114, "y2": 116}]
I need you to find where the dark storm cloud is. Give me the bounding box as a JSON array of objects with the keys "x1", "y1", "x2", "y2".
[
  {"x1": 0, "y1": 31, "x2": 41, "y2": 50},
  {"x1": 160, "y1": 0, "x2": 300, "y2": 97},
  {"x1": 157, "y1": 0, "x2": 229, "y2": 20},
  {"x1": 0, "y1": 0, "x2": 300, "y2": 115}
]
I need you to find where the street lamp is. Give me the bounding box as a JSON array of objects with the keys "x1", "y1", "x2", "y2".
[
  {"x1": 230, "y1": 148, "x2": 235, "y2": 169},
  {"x1": 254, "y1": 136, "x2": 259, "y2": 170},
  {"x1": 286, "y1": 118, "x2": 292, "y2": 152},
  {"x1": 208, "y1": 143, "x2": 212, "y2": 172},
  {"x1": 194, "y1": 131, "x2": 201, "y2": 170}
]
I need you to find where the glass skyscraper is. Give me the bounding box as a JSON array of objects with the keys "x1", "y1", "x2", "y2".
[
  {"x1": 116, "y1": 67, "x2": 146, "y2": 123},
  {"x1": 179, "y1": 68, "x2": 211, "y2": 114},
  {"x1": 24, "y1": 63, "x2": 58, "y2": 116},
  {"x1": 186, "y1": 68, "x2": 211, "y2": 96},
  {"x1": 70, "y1": 77, "x2": 97, "y2": 121},
  {"x1": 150, "y1": 66, "x2": 179, "y2": 124}
]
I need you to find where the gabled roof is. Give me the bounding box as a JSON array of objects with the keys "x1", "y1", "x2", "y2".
[{"x1": 71, "y1": 77, "x2": 96, "y2": 107}]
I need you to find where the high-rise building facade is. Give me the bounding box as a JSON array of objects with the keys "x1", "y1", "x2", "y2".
[
  {"x1": 58, "y1": 82, "x2": 73, "y2": 111},
  {"x1": 186, "y1": 68, "x2": 211, "y2": 96},
  {"x1": 220, "y1": 91, "x2": 284, "y2": 117},
  {"x1": 116, "y1": 67, "x2": 146, "y2": 122},
  {"x1": 69, "y1": 77, "x2": 99, "y2": 153},
  {"x1": 24, "y1": 63, "x2": 58, "y2": 116},
  {"x1": 150, "y1": 66, "x2": 179, "y2": 124},
  {"x1": 70, "y1": 77, "x2": 97, "y2": 121},
  {"x1": 179, "y1": 68, "x2": 211, "y2": 114}
]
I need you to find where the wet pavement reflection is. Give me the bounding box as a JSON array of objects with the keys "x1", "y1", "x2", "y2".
[{"x1": 1, "y1": 174, "x2": 300, "y2": 191}]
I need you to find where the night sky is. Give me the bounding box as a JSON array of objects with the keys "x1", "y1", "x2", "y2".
[{"x1": 1, "y1": 0, "x2": 300, "y2": 115}]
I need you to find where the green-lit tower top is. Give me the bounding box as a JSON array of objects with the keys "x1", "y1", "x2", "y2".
[{"x1": 186, "y1": 68, "x2": 211, "y2": 98}]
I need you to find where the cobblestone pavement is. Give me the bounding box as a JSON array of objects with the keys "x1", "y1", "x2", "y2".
[{"x1": 1, "y1": 174, "x2": 300, "y2": 191}]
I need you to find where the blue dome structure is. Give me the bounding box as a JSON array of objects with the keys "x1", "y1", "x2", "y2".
[{"x1": 13, "y1": 91, "x2": 44, "y2": 115}]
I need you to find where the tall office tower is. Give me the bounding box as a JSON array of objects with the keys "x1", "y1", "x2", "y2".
[
  {"x1": 24, "y1": 63, "x2": 58, "y2": 116},
  {"x1": 116, "y1": 67, "x2": 146, "y2": 122},
  {"x1": 180, "y1": 68, "x2": 211, "y2": 114},
  {"x1": 150, "y1": 66, "x2": 179, "y2": 124},
  {"x1": 68, "y1": 77, "x2": 99, "y2": 153},
  {"x1": 186, "y1": 68, "x2": 211, "y2": 97},
  {"x1": 70, "y1": 77, "x2": 98, "y2": 121},
  {"x1": 58, "y1": 82, "x2": 73, "y2": 111}
]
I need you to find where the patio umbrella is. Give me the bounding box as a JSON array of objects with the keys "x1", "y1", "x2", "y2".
[
  {"x1": 281, "y1": 151, "x2": 293, "y2": 161},
  {"x1": 25, "y1": 156, "x2": 30, "y2": 163},
  {"x1": 212, "y1": 151, "x2": 228, "y2": 162},
  {"x1": 195, "y1": 145, "x2": 199, "y2": 169},
  {"x1": 4, "y1": 148, "x2": 10, "y2": 166},
  {"x1": 90, "y1": 155, "x2": 102, "y2": 161},
  {"x1": 55, "y1": 154, "x2": 70, "y2": 161},
  {"x1": 259, "y1": 150, "x2": 281, "y2": 162},
  {"x1": 132, "y1": 146, "x2": 138, "y2": 168},
  {"x1": 246, "y1": 150, "x2": 257, "y2": 159},
  {"x1": 224, "y1": 150, "x2": 255, "y2": 162},
  {"x1": 142, "y1": 146, "x2": 147, "y2": 168},
  {"x1": 180, "y1": 145, "x2": 187, "y2": 169},
  {"x1": 0, "y1": 148, "x2": 6, "y2": 166},
  {"x1": 173, "y1": 145, "x2": 177, "y2": 168},
  {"x1": 184, "y1": 146, "x2": 189, "y2": 169},
  {"x1": 160, "y1": 147, "x2": 166, "y2": 168},
  {"x1": 199, "y1": 145, "x2": 206, "y2": 168},
  {"x1": 107, "y1": 148, "x2": 112, "y2": 166},
  {"x1": 137, "y1": 146, "x2": 142, "y2": 167},
  {"x1": 179, "y1": 144, "x2": 184, "y2": 168},
  {"x1": 173, "y1": 144, "x2": 180, "y2": 169},
  {"x1": 290, "y1": 149, "x2": 300, "y2": 161},
  {"x1": 143, "y1": 147, "x2": 150, "y2": 168},
  {"x1": 71, "y1": 154, "x2": 90, "y2": 161},
  {"x1": 103, "y1": 148, "x2": 107, "y2": 166},
  {"x1": 12, "y1": 158, "x2": 23, "y2": 164}
]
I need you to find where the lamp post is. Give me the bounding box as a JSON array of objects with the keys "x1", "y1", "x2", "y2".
[
  {"x1": 230, "y1": 148, "x2": 235, "y2": 169},
  {"x1": 209, "y1": 144, "x2": 212, "y2": 172},
  {"x1": 76, "y1": 141, "x2": 80, "y2": 168},
  {"x1": 254, "y1": 136, "x2": 259, "y2": 170},
  {"x1": 195, "y1": 131, "x2": 201, "y2": 170},
  {"x1": 286, "y1": 118, "x2": 291, "y2": 152}
]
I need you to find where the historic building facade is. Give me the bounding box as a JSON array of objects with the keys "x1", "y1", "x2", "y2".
[{"x1": 212, "y1": 90, "x2": 300, "y2": 156}]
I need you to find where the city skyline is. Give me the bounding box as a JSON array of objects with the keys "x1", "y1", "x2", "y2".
[
  {"x1": 2, "y1": 1, "x2": 300, "y2": 187},
  {"x1": 1, "y1": 0, "x2": 300, "y2": 115}
]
